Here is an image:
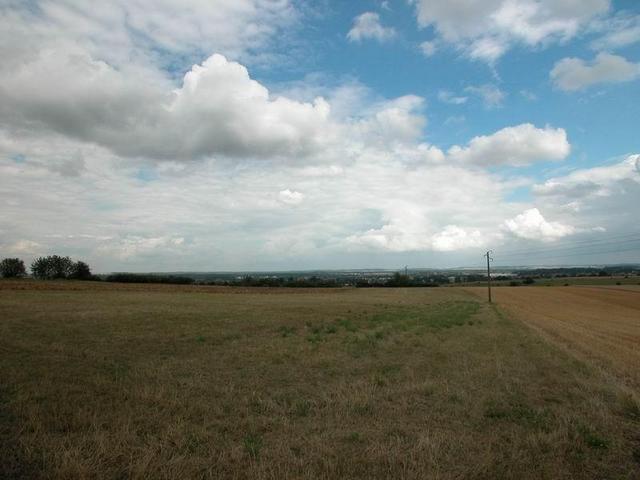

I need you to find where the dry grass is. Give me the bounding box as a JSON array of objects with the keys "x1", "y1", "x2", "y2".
[
  {"x1": 1, "y1": 281, "x2": 639, "y2": 479},
  {"x1": 469, "y1": 286, "x2": 640, "y2": 391}
]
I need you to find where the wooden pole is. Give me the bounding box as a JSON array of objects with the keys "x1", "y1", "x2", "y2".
[{"x1": 485, "y1": 251, "x2": 493, "y2": 303}]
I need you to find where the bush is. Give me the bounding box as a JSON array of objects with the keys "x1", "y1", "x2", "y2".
[{"x1": 0, "y1": 258, "x2": 26, "y2": 278}]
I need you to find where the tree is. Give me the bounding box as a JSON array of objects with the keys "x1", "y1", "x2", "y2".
[
  {"x1": 69, "y1": 261, "x2": 92, "y2": 280},
  {"x1": 0, "y1": 258, "x2": 26, "y2": 278},
  {"x1": 31, "y1": 255, "x2": 74, "y2": 279},
  {"x1": 31, "y1": 257, "x2": 50, "y2": 279},
  {"x1": 49, "y1": 255, "x2": 74, "y2": 278}
]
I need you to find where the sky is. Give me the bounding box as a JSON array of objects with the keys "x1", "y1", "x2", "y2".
[{"x1": 0, "y1": 0, "x2": 639, "y2": 272}]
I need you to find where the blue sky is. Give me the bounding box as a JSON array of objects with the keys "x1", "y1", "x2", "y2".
[
  {"x1": 263, "y1": 1, "x2": 639, "y2": 163},
  {"x1": 0, "y1": 0, "x2": 639, "y2": 271}
]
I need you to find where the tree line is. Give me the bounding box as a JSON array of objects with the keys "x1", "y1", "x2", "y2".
[{"x1": 0, "y1": 256, "x2": 94, "y2": 280}]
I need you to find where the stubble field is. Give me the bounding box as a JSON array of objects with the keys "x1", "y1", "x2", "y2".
[
  {"x1": 466, "y1": 285, "x2": 640, "y2": 390},
  {"x1": 1, "y1": 280, "x2": 639, "y2": 479}
]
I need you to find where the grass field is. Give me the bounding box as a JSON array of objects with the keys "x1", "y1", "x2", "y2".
[{"x1": 1, "y1": 280, "x2": 639, "y2": 479}]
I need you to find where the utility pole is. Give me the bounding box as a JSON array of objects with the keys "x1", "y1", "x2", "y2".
[
  {"x1": 484, "y1": 250, "x2": 493, "y2": 303},
  {"x1": 404, "y1": 265, "x2": 408, "y2": 277}
]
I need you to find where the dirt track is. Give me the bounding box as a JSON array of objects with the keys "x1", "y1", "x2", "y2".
[{"x1": 466, "y1": 286, "x2": 640, "y2": 390}]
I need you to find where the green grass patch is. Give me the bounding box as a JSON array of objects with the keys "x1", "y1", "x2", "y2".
[
  {"x1": 484, "y1": 400, "x2": 552, "y2": 431},
  {"x1": 369, "y1": 300, "x2": 480, "y2": 331},
  {"x1": 336, "y1": 318, "x2": 358, "y2": 332}
]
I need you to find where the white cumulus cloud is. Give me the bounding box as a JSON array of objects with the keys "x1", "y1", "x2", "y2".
[
  {"x1": 410, "y1": 0, "x2": 610, "y2": 62},
  {"x1": 503, "y1": 208, "x2": 575, "y2": 241},
  {"x1": 590, "y1": 13, "x2": 640, "y2": 50},
  {"x1": 355, "y1": 95, "x2": 428, "y2": 146},
  {"x1": 550, "y1": 52, "x2": 640, "y2": 91},
  {"x1": 348, "y1": 12, "x2": 396, "y2": 42},
  {"x1": 431, "y1": 226, "x2": 488, "y2": 252},
  {"x1": 437, "y1": 90, "x2": 468, "y2": 105},
  {"x1": 533, "y1": 154, "x2": 640, "y2": 198},
  {"x1": 448, "y1": 124, "x2": 570, "y2": 167},
  {"x1": 0, "y1": 53, "x2": 331, "y2": 160},
  {"x1": 464, "y1": 84, "x2": 506, "y2": 108},
  {"x1": 420, "y1": 40, "x2": 438, "y2": 57}
]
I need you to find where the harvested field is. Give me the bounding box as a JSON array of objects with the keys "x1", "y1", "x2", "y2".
[
  {"x1": 1, "y1": 281, "x2": 639, "y2": 479},
  {"x1": 467, "y1": 286, "x2": 640, "y2": 391}
]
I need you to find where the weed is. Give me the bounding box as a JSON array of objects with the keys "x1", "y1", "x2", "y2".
[
  {"x1": 336, "y1": 318, "x2": 358, "y2": 332},
  {"x1": 345, "y1": 331, "x2": 384, "y2": 357},
  {"x1": 618, "y1": 394, "x2": 640, "y2": 421},
  {"x1": 325, "y1": 324, "x2": 337, "y2": 334},
  {"x1": 293, "y1": 399, "x2": 311, "y2": 417},
  {"x1": 243, "y1": 433, "x2": 263, "y2": 459},
  {"x1": 185, "y1": 433, "x2": 204, "y2": 454},
  {"x1": 249, "y1": 396, "x2": 267, "y2": 415},
  {"x1": 306, "y1": 322, "x2": 337, "y2": 339},
  {"x1": 306, "y1": 333, "x2": 324, "y2": 344},
  {"x1": 308, "y1": 322, "x2": 323, "y2": 334},
  {"x1": 104, "y1": 361, "x2": 129, "y2": 381},
  {"x1": 277, "y1": 325, "x2": 296, "y2": 338},
  {"x1": 577, "y1": 425, "x2": 609, "y2": 450},
  {"x1": 379, "y1": 364, "x2": 401, "y2": 376}
]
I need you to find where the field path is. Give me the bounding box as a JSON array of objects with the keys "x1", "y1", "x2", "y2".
[{"x1": 465, "y1": 286, "x2": 640, "y2": 390}]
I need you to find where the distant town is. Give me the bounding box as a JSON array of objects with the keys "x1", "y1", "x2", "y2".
[{"x1": 101, "y1": 264, "x2": 640, "y2": 288}]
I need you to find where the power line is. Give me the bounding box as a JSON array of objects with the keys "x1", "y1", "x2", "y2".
[
  {"x1": 495, "y1": 233, "x2": 640, "y2": 257},
  {"x1": 496, "y1": 240, "x2": 640, "y2": 257},
  {"x1": 495, "y1": 241, "x2": 640, "y2": 260},
  {"x1": 495, "y1": 245, "x2": 640, "y2": 262},
  {"x1": 494, "y1": 236, "x2": 639, "y2": 255},
  {"x1": 497, "y1": 237, "x2": 640, "y2": 256}
]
